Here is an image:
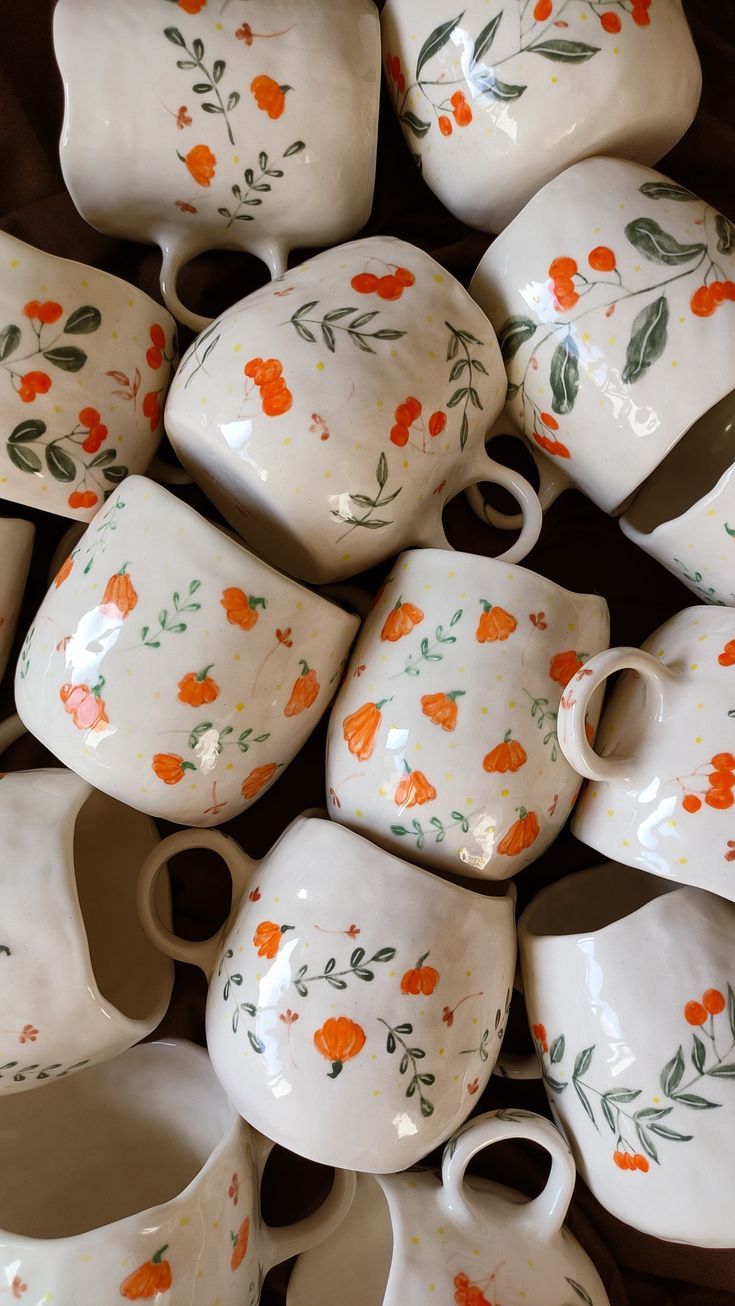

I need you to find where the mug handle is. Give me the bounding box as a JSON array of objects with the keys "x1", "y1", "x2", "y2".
[
  {"x1": 557, "y1": 647, "x2": 681, "y2": 784},
  {"x1": 465, "y1": 429, "x2": 572, "y2": 531},
  {"x1": 137, "y1": 828, "x2": 257, "y2": 975},
  {"x1": 250, "y1": 1132, "x2": 357, "y2": 1271},
  {"x1": 441, "y1": 1109, "x2": 576, "y2": 1242},
  {"x1": 413, "y1": 449, "x2": 543, "y2": 565},
  {"x1": 160, "y1": 239, "x2": 214, "y2": 335}
]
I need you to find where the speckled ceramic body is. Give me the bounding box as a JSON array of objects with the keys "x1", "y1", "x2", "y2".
[
  {"x1": 0, "y1": 230, "x2": 175, "y2": 522},
  {"x1": 288, "y1": 1111, "x2": 610, "y2": 1306},
  {"x1": 518, "y1": 864, "x2": 735, "y2": 1247},
  {"x1": 381, "y1": 0, "x2": 700, "y2": 235},
  {"x1": 325, "y1": 548, "x2": 609, "y2": 878},
  {"x1": 0, "y1": 1040, "x2": 355, "y2": 1305},
  {"x1": 0, "y1": 769, "x2": 172, "y2": 1093},
  {"x1": 164, "y1": 236, "x2": 542, "y2": 584},
  {"x1": 54, "y1": 0, "x2": 380, "y2": 330},
  {"x1": 470, "y1": 158, "x2": 735, "y2": 515},
  {"x1": 138, "y1": 815, "x2": 517, "y2": 1173},
  {"x1": 0, "y1": 518, "x2": 33, "y2": 681},
  {"x1": 558, "y1": 606, "x2": 735, "y2": 900},
  {"x1": 14, "y1": 476, "x2": 359, "y2": 827}
]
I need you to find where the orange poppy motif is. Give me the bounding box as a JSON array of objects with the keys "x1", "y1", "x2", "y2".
[
  {"x1": 342, "y1": 699, "x2": 389, "y2": 761},
  {"x1": 497, "y1": 807, "x2": 540, "y2": 857},
  {"x1": 120, "y1": 1246, "x2": 172, "y2": 1300},
  {"x1": 718, "y1": 639, "x2": 735, "y2": 667},
  {"x1": 380, "y1": 597, "x2": 424, "y2": 642},
  {"x1": 284, "y1": 661, "x2": 320, "y2": 717},
  {"x1": 454, "y1": 1272, "x2": 491, "y2": 1306},
  {"x1": 549, "y1": 649, "x2": 588, "y2": 687},
  {"x1": 221, "y1": 587, "x2": 267, "y2": 630},
  {"x1": 395, "y1": 763, "x2": 437, "y2": 808},
  {"x1": 244, "y1": 356, "x2": 293, "y2": 417},
  {"x1": 532, "y1": 1021, "x2": 549, "y2": 1053},
  {"x1": 420, "y1": 689, "x2": 464, "y2": 732},
  {"x1": 313, "y1": 1016, "x2": 366, "y2": 1078},
  {"x1": 483, "y1": 731, "x2": 527, "y2": 774},
  {"x1": 241, "y1": 762, "x2": 279, "y2": 800},
  {"x1": 60, "y1": 682, "x2": 108, "y2": 733},
  {"x1": 53, "y1": 555, "x2": 74, "y2": 588},
  {"x1": 184, "y1": 143, "x2": 216, "y2": 187},
  {"x1": 476, "y1": 600, "x2": 517, "y2": 643},
  {"x1": 102, "y1": 564, "x2": 138, "y2": 617},
  {"x1": 400, "y1": 951, "x2": 440, "y2": 995},
  {"x1": 152, "y1": 753, "x2": 196, "y2": 785},
  {"x1": 177, "y1": 665, "x2": 220, "y2": 708},
  {"x1": 230, "y1": 1217, "x2": 250, "y2": 1272},
  {"x1": 251, "y1": 74, "x2": 289, "y2": 119},
  {"x1": 252, "y1": 920, "x2": 294, "y2": 960}
]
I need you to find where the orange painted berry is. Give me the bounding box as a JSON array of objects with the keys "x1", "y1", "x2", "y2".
[
  {"x1": 438, "y1": 115, "x2": 453, "y2": 136},
  {"x1": 703, "y1": 988, "x2": 726, "y2": 1015},
  {"x1": 684, "y1": 1000, "x2": 708, "y2": 1026},
  {"x1": 377, "y1": 275, "x2": 402, "y2": 300},
  {"x1": 390, "y1": 423, "x2": 409, "y2": 447},
  {"x1": 351, "y1": 273, "x2": 379, "y2": 294},
  {"x1": 600, "y1": 11, "x2": 622, "y2": 32},
  {"x1": 691, "y1": 285, "x2": 715, "y2": 317}
]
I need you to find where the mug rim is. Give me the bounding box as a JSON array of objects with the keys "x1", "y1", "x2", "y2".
[
  {"x1": 394, "y1": 546, "x2": 607, "y2": 613},
  {"x1": 620, "y1": 453, "x2": 735, "y2": 541}
]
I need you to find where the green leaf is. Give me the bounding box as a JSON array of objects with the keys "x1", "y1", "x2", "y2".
[
  {"x1": 293, "y1": 321, "x2": 317, "y2": 343},
  {"x1": 635, "y1": 1125, "x2": 658, "y2": 1163},
  {"x1": 716, "y1": 213, "x2": 735, "y2": 255},
  {"x1": 728, "y1": 984, "x2": 735, "y2": 1041},
  {"x1": 322, "y1": 324, "x2": 336, "y2": 352},
  {"x1": 0, "y1": 324, "x2": 20, "y2": 359},
  {"x1": 497, "y1": 315, "x2": 536, "y2": 362},
  {"x1": 8, "y1": 443, "x2": 41, "y2": 474},
  {"x1": 43, "y1": 346, "x2": 87, "y2": 372},
  {"x1": 708, "y1": 1063, "x2": 735, "y2": 1078},
  {"x1": 474, "y1": 73, "x2": 526, "y2": 100},
  {"x1": 528, "y1": 38, "x2": 599, "y2": 62},
  {"x1": 472, "y1": 13, "x2": 502, "y2": 63},
  {"x1": 624, "y1": 217, "x2": 706, "y2": 266},
  {"x1": 660, "y1": 1045, "x2": 684, "y2": 1095},
  {"x1": 64, "y1": 305, "x2": 102, "y2": 334},
  {"x1": 604, "y1": 1088, "x2": 641, "y2": 1104},
  {"x1": 416, "y1": 13, "x2": 464, "y2": 78},
  {"x1": 648, "y1": 1122, "x2": 693, "y2": 1141},
  {"x1": 202, "y1": 102, "x2": 224, "y2": 115},
  {"x1": 227, "y1": 91, "x2": 240, "y2": 111},
  {"x1": 573, "y1": 1079, "x2": 596, "y2": 1126},
  {"x1": 601, "y1": 1096, "x2": 615, "y2": 1132},
  {"x1": 164, "y1": 26, "x2": 186, "y2": 47},
  {"x1": 639, "y1": 181, "x2": 697, "y2": 202},
  {"x1": 621, "y1": 295, "x2": 669, "y2": 385},
  {"x1": 45, "y1": 445, "x2": 76, "y2": 482},
  {"x1": 543, "y1": 1072, "x2": 566, "y2": 1094},
  {"x1": 691, "y1": 1034, "x2": 706, "y2": 1075},
  {"x1": 324, "y1": 308, "x2": 357, "y2": 322},
  {"x1": 8, "y1": 419, "x2": 46, "y2": 443},
  {"x1": 550, "y1": 1034, "x2": 565, "y2": 1064},
  {"x1": 192, "y1": 37, "x2": 204, "y2": 59},
  {"x1": 377, "y1": 452, "x2": 388, "y2": 488},
  {"x1": 400, "y1": 110, "x2": 431, "y2": 138},
  {"x1": 103, "y1": 465, "x2": 128, "y2": 483},
  {"x1": 672, "y1": 1092, "x2": 719, "y2": 1109},
  {"x1": 573, "y1": 1045, "x2": 595, "y2": 1078},
  {"x1": 87, "y1": 450, "x2": 117, "y2": 468},
  {"x1": 566, "y1": 1280, "x2": 594, "y2": 1306},
  {"x1": 193, "y1": 82, "x2": 213, "y2": 93},
  {"x1": 213, "y1": 59, "x2": 225, "y2": 83},
  {"x1": 247, "y1": 1031, "x2": 266, "y2": 1055},
  {"x1": 550, "y1": 337, "x2": 579, "y2": 415},
  {"x1": 284, "y1": 140, "x2": 306, "y2": 157}
]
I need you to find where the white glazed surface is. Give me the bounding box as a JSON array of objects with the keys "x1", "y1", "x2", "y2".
[
  {"x1": 470, "y1": 157, "x2": 735, "y2": 514},
  {"x1": 138, "y1": 815, "x2": 517, "y2": 1174},
  {"x1": 381, "y1": 0, "x2": 700, "y2": 235},
  {"x1": 163, "y1": 235, "x2": 542, "y2": 584},
  {"x1": 0, "y1": 230, "x2": 175, "y2": 521},
  {"x1": 325, "y1": 548, "x2": 609, "y2": 878},
  {"x1": 0, "y1": 769, "x2": 172, "y2": 1093},
  {"x1": 558, "y1": 605, "x2": 735, "y2": 900},
  {"x1": 13, "y1": 476, "x2": 359, "y2": 826},
  {"x1": 518, "y1": 864, "x2": 735, "y2": 1247},
  {"x1": 0, "y1": 518, "x2": 33, "y2": 681},
  {"x1": 54, "y1": 0, "x2": 380, "y2": 328}
]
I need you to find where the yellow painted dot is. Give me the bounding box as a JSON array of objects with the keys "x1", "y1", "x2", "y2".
[
  {"x1": 508, "y1": 700, "x2": 516, "y2": 709},
  {"x1": 501, "y1": 787, "x2": 509, "y2": 797},
  {"x1": 355, "y1": 808, "x2": 363, "y2": 818},
  {"x1": 411, "y1": 1236, "x2": 420, "y2": 1245},
  {"x1": 695, "y1": 735, "x2": 703, "y2": 743},
  {"x1": 480, "y1": 706, "x2": 488, "y2": 714},
  {"x1": 607, "y1": 808, "x2": 615, "y2": 817},
  {"x1": 179, "y1": 1215, "x2": 190, "y2": 1227},
  {"x1": 432, "y1": 274, "x2": 444, "y2": 284},
  {"x1": 551, "y1": 75, "x2": 558, "y2": 83},
  {"x1": 283, "y1": 437, "x2": 292, "y2": 447},
  {"x1": 9, "y1": 258, "x2": 17, "y2": 268},
  {"x1": 316, "y1": 361, "x2": 325, "y2": 371}
]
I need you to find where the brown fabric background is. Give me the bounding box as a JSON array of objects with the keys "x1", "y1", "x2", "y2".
[{"x1": 1, "y1": 1, "x2": 734, "y2": 1301}]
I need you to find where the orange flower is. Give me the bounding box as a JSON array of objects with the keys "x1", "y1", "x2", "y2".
[
  {"x1": 221, "y1": 587, "x2": 266, "y2": 629},
  {"x1": 476, "y1": 600, "x2": 517, "y2": 643},
  {"x1": 284, "y1": 661, "x2": 320, "y2": 717},
  {"x1": 120, "y1": 1246, "x2": 172, "y2": 1300},
  {"x1": 313, "y1": 1016, "x2": 366, "y2": 1077},
  {"x1": 241, "y1": 762, "x2": 279, "y2": 800},
  {"x1": 420, "y1": 689, "x2": 464, "y2": 732},
  {"x1": 60, "y1": 682, "x2": 108, "y2": 733},
  {"x1": 178, "y1": 665, "x2": 220, "y2": 708},
  {"x1": 483, "y1": 730, "x2": 527, "y2": 773},
  {"x1": 102, "y1": 564, "x2": 138, "y2": 617},
  {"x1": 252, "y1": 920, "x2": 293, "y2": 959},
  {"x1": 230, "y1": 1216, "x2": 250, "y2": 1272},
  {"x1": 532, "y1": 1022, "x2": 549, "y2": 1053},
  {"x1": 152, "y1": 753, "x2": 196, "y2": 785},
  {"x1": 342, "y1": 700, "x2": 389, "y2": 761},
  {"x1": 549, "y1": 649, "x2": 587, "y2": 687},
  {"x1": 401, "y1": 951, "x2": 440, "y2": 995},
  {"x1": 251, "y1": 74, "x2": 289, "y2": 119},
  {"x1": 184, "y1": 143, "x2": 216, "y2": 187},
  {"x1": 497, "y1": 807, "x2": 540, "y2": 857},
  {"x1": 395, "y1": 763, "x2": 437, "y2": 808},
  {"x1": 54, "y1": 555, "x2": 74, "y2": 588},
  {"x1": 718, "y1": 640, "x2": 735, "y2": 667},
  {"x1": 381, "y1": 598, "x2": 424, "y2": 642}
]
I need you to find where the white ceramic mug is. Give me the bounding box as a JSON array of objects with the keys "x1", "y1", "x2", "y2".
[
  {"x1": 517, "y1": 862, "x2": 735, "y2": 1247},
  {"x1": 0, "y1": 1039, "x2": 355, "y2": 1304},
  {"x1": 470, "y1": 158, "x2": 735, "y2": 517},
  {"x1": 54, "y1": 0, "x2": 381, "y2": 331},
  {"x1": 326, "y1": 547, "x2": 609, "y2": 878},
  {"x1": 557, "y1": 605, "x2": 735, "y2": 901},
  {"x1": 381, "y1": 0, "x2": 700, "y2": 235},
  {"x1": 0, "y1": 518, "x2": 34, "y2": 681},
  {"x1": 138, "y1": 814, "x2": 517, "y2": 1174},
  {"x1": 164, "y1": 235, "x2": 543, "y2": 584},
  {"x1": 288, "y1": 1110, "x2": 610, "y2": 1306},
  {"x1": 0, "y1": 767, "x2": 172, "y2": 1092},
  {"x1": 14, "y1": 475, "x2": 359, "y2": 827}
]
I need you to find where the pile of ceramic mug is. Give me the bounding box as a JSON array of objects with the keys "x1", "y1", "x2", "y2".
[{"x1": 1, "y1": 1, "x2": 733, "y2": 1302}]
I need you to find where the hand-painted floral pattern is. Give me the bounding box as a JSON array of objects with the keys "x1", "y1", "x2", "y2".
[
  {"x1": 678, "y1": 752, "x2": 735, "y2": 813},
  {"x1": 0, "y1": 1056, "x2": 89, "y2": 1084},
  {"x1": 314, "y1": 1016, "x2": 366, "y2": 1078},
  {"x1": 120, "y1": 1247, "x2": 172, "y2": 1300}
]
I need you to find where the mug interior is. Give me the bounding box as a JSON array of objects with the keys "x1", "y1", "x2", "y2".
[
  {"x1": 0, "y1": 1042, "x2": 234, "y2": 1239},
  {"x1": 521, "y1": 862, "x2": 674, "y2": 937}
]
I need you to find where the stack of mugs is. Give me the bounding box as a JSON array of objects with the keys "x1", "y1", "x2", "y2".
[{"x1": 0, "y1": 0, "x2": 733, "y2": 1302}]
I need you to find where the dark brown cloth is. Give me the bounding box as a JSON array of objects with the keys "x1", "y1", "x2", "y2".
[{"x1": 1, "y1": 2, "x2": 734, "y2": 1302}]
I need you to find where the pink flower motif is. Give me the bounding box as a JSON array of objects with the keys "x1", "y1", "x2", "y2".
[
  {"x1": 19, "y1": 1024, "x2": 38, "y2": 1044},
  {"x1": 228, "y1": 1172, "x2": 241, "y2": 1205},
  {"x1": 442, "y1": 1006, "x2": 454, "y2": 1027},
  {"x1": 11, "y1": 1277, "x2": 27, "y2": 1299},
  {"x1": 346, "y1": 924, "x2": 360, "y2": 940}
]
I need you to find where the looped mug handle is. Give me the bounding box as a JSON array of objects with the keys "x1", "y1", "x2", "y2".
[
  {"x1": 414, "y1": 449, "x2": 543, "y2": 565},
  {"x1": 249, "y1": 1132, "x2": 357, "y2": 1272},
  {"x1": 557, "y1": 647, "x2": 681, "y2": 785},
  {"x1": 465, "y1": 429, "x2": 572, "y2": 531},
  {"x1": 441, "y1": 1110, "x2": 576, "y2": 1242},
  {"x1": 160, "y1": 235, "x2": 290, "y2": 334}
]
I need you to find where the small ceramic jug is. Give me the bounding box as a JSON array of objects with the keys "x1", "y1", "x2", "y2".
[{"x1": 0, "y1": 518, "x2": 34, "y2": 681}]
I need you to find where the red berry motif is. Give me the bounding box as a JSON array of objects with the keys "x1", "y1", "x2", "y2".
[
  {"x1": 548, "y1": 256, "x2": 579, "y2": 311},
  {"x1": 600, "y1": 11, "x2": 621, "y2": 32},
  {"x1": 17, "y1": 370, "x2": 52, "y2": 403},
  {"x1": 351, "y1": 265, "x2": 415, "y2": 301},
  {"x1": 691, "y1": 282, "x2": 735, "y2": 318}
]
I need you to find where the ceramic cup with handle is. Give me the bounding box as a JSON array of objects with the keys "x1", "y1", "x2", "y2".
[
  {"x1": 381, "y1": 0, "x2": 700, "y2": 236},
  {"x1": 0, "y1": 766, "x2": 173, "y2": 1093},
  {"x1": 138, "y1": 813, "x2": 517, "y2": 1174},
  {"x1": 516, "y1": 862, "x2": 735, "y2": 1248},
  {"x1": 0, "y1": 229, "x2": 176, "y2": 522},
  {"x1": 0, "y1": 1038, "x2": 356, "y2": 1305},
  {"x1": 0, "y1": 517, "x2": 34, "y2": 681},
  {"x1": 287, "y1": 1109, "x2": 610, "y2": 1306},
  {"x1": 14, "y1": 475, "x2": 359, "y2": 827},
  {"x1": 164, "y1": 235, "x2": 543, "y2": 584},
  {"x1": 470, "y1": 158, "x2": 735, "y2": 518},
  {"x1": 557, "y1": 605, "x2": 735, "y2": 901},
  {"x1": 54, "y1": 0, "x2": 381, "y2": 332},
  {"x1": 325, "y1": 547, "x2": 609, "y2": 879}
]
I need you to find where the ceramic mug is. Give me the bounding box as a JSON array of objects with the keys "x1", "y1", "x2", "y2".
[
  {"x1": 14, "y1": 475, "x2": 359, "y2": 827},
  {"x1": 0, "y1": 1039, "x2": 356, "y2": 1304},
  {"x1": 470, "y1": 158, "x2": 735, "y2": 517},
  {"x1": 381, "y1": 0, "x2": 700, "y2": 236},
  {"x1": 0, "y1": 518, "x2": 34, "y2": 681},
  {"x1": 0, "y1": 230, "x2": 176, "y2": 522},
  {"x1": 557, "y1": 605, "x2": 735, "y2": 901},
  {"x1": 517, "y1": 862, "x2": 735, "y2": 1247},
  {"x1": 288, "y1": 1110, "x2": 610, "y2": 1306},
  {"x1": 325, "y1": 547, "x2": 609, "y2": 878},
  {"x1": 138, "y1": 814, "x2": 517, "y2": 1173},
  {"x1": 164, "y1": 235, "x2": 543, "y2": 584},
  {"x1": 54, "y1": 0, "x2": 381, "y2": 331},
  {"x1": 0, "y1": 766, "x2": 173, "y2": 1093}
]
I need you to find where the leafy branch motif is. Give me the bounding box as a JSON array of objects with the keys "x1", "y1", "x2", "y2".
[
  {"x1": 140, "y1": 579, "x2": 202, "y2": 648},
  {"x1": 182, "y1": 322, "x2": 221, "y2": 390},
  {"x1": 332, "y1": 452, "x2": 403, "y2": 541},
  {"x1": 293, "y1": 945, "x2": 396, "y2": 997},
  {"x1": 391, "y1": 810, "x2": 470, "y2": 848},
  {"x1": 164, "y1": 26, "x2": 240, "y2": 144},
  {"x1": 460, "y1": 1028, "x2": 490, "y2": 1060},
  {"x1": 445, "y1": 321, "x2": 487, "y2": 451},
  {"x1": 0, "y1": 303, "x2": 101, "y2": 395},
  {"x1": 674, "y1": 557, "x2": 732, "y2": 607},
  {"x1": 0, "y1": 1057, "x2": 89, "y2": 1084},
  {"x1": 7, "y1": 417, "x2": 128, "y2": 495},
  {"x1": 218, "y1": 950, "x2": 265, "y2": 1052},
  {"x1": 392, "y1": 608, "x2": 463, "y2": 678},
  {"x1": 287, "y1": 301, "x2": 406, "y2": 355},
  {"x1": 218, "y1": 142, "x2": 305, "y2": 227},
  {"x1": 82, "y1": 496, "x2": 126, "y2": 575},
  {"x1": 378, "y1": 1018, "x2": 435, "y2": 1117},
  {"x1": 524, "y1": 688, "x2": 559, "y2": 761},
  {"x1": 186, "y1": 721, "x2": 271, "y2": 755}
]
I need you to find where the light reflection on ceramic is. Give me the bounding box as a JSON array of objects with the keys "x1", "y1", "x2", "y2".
[
  {"x1": 0, "y1": 769, "x2": 172, "y2": 1092},
  {"x1": 0, "y1": 1040, "x2": 355, "y2": 1305},
  {"x1": 558, "y1": 605, "x2": 735, "y2": 900},
  {"x1": 138, "y1": 814, "x2": 516, "y2": 1173},
  {"x1": 517, "y1": 863, "x2": 735, "y2": 1247},
  {"x1": 165, "y1": 235, "x2": 542, "y2": 584},
  {"x1": 0, "y1": 519, "x2": 33, "y2": 681},
  {"x1": 381, "y1": 0, "x2": 700, "y2": 235},
  {"x1": 13, "y1": 476, "x2": 359, "y2": 827},
  {"x1": 325, "y1": 547, "x2": 609, "y2": 879},
  {"x1": 54, "y1": 0, "x2": 381, "y2": 331},
  {"x1": 470, "y1": 158, "x2": 735, "y2": 516}
]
